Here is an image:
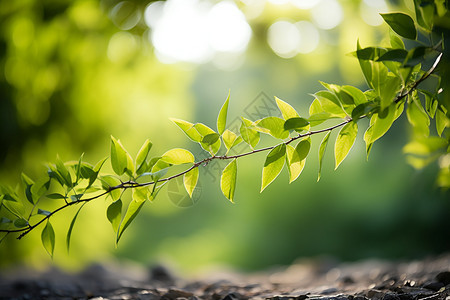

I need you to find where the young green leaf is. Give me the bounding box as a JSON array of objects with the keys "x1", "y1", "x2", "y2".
[
  {"x1": 381, "y1": 13, "x2": 417, "y2": 40},
  {"x1": 436, "y1": 108, "x2": 449, "y2": 137},
  {"x1": 132, "y1": 186, "x2": 150, "y2": 203},
  {"x1": 335, "y1": 121, "x2": 358, "y2": 169},
  {"x1": 314, "y1": 91, "x2": 347, "y2": 118},
  {"x1": 284, "y1": 117, "x2": 310, "y2": 131},
  {"x1": 364, "y1": 102, "x2": 404, "y2": 147},
  {"x1": 341, "y1": 86, "x2": 367, "y2": 106},
  {"x1": 285, "y1": 139, "x2": 309, "y2": 183},
  {"x1": 21, "y1": 173, "x2": 34, "y2": 205},
  {"x1": 222, "y1": 129, "x2": 242, "y2": 153},
  {"x1": 317, "y1": 131, "x2": 331, "y2": 182},
  {"x1": 161, "y1": 148, "x2": 195, "y2": 165},
  {"x1": 406, "y1": 94, "x2": 430, "y2": 137},
  {"x1": 184, "y1": 167, "x2": 199, "y2": 198},
  {"x1": 111, "y1": 136, "x2": 129, "y2": 176},
  {"x1": 14, "y1": 218, "x2": 28, "y2": 228},
  {"x1": 46, "y1": 193, "x2": 67, "y2": 200},
  {"x1": 254, "y1": 117, "x2": 290, "y2": 139},
  {"x1": 99, "y1": 175, "x2": 122, "y2": 201},
  {"x1": 221, "y1": 159, "x2": 237, "y2": 202},
  {"x1": 194, "y1": 123, "x2": 222, "y2": 155},
  {"x1": 170, "y1": 118, "x2": 202, "y2": 142},
  {"x1": 261, "y1": 144, "x2": 286, "y2": 192},
  {"x1": 107, "y1": 199, "x2": 122, "y2": 233},
  {"x1": 414, "y1": 0, "x2": 434, "y2": 31},
  {"x1": 217, "y1": 92, "x2": 230, "y2": 135},
  {"x1": 389, "y1": 29, "x2": 405, "y2": 49},
  {"x1": 116, "y1": 199, "x2": 146, "y2": 244},
  {"x1": 136, "y1": 139, "x2": 152, "y2": 175},
  {"x1": 202, "y1": 133, "x2": 220, "y2": 145},
  {"x1": 240, "y1": 117, "x2": 260, "y2": 149},
  {"x1": 66, "y1": 202, "x2": 86, "y2": 253},
  {"x1": 56, "y1": 156, "x2": 72, "y2": 188},
  {"x1": 379, "y1": 74, "x2": 402, "y2": 111},
  {"x1": 275, "y1": 96, "x2": 299, "y2": 120},
  {"x1": 41, "y1": 220, "x2": 55, "y2": 258}
]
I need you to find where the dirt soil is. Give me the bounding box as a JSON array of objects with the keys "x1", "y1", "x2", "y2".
[{"x1": 1, "y1": 254, "x2": 449, "y2": 300}]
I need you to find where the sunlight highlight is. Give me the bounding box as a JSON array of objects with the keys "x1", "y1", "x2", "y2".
[{"x1": 145, "y1": 0, "x2": 251, "y2": 65}]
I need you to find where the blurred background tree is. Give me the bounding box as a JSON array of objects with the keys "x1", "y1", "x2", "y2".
[{"x1": 0, "y1": 0, "x2": 449, "y2": 273}]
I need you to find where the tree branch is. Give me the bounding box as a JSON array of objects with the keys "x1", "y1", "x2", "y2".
[{"x1": 1, "y1": 52, "x2": 443, "y2": 240}]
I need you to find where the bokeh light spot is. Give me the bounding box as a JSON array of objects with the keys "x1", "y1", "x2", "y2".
[
  {"x1": 296, "y1": 21, "x2": 320, "y2": 54},
  {"x1": 147, "y1": 0, "x2": 252, "y2": 64},
  {"x1": 267, "y1": 20, "x2": 301, "y2": 58},
  {"x1": 110, "y1": 1, "x2": 141, "y2": 30},
  {"x1": 360, "y1": 0, "x2": 388, "y2": 26},
  {"x1": 207, "y1": 1, "x2": 252, "y2": 53},
  {"x1": 311, "y1": 0, "x2": 343, "y2": 30},
  {"x1": 291, "y1": 0, "x2": 321, "y2": 9}
]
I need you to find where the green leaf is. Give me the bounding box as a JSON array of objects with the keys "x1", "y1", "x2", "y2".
[
  {"x1": 46, "y1": 193, "x2": 67, "y2": 200},
  {"x1": 261, "y1": 144, "x2": 286, "y2": 192},
  {"x1": 221, "y1": 159, "x2": 237, "y2": 202},
  {"x1": 377, "y1": 49, "x2": 408, "y2": 63},
  {"x1": 41, "y1": 221, "x2": 55, "y2": 258},
  {"x1": 436, "y1": 108, "x2": 449, "y2": 137},
  {"x1": 317, "y1": 131, "x2": 331, "y2": 181},
  {"x1": 14, "y1": 218, "x2": 29, "y2": 228},
  {"x1": 240, "y1": 117, "x2": 260, "y2": 149},
  {"x1": 107, "y1": 199, "x2": 122, "y2": 233},
  {"x1": 110, "y1": 136, "x2": 129, "y2": 176},
  {"x1": 66, "y1": 202, "x2": 86, "y2": 253},
  {"x1": 351, "y1": 102, "x2": 377, "y2": 120},
  {"x1": 389, "y1": 29, "x2": 405, "y2": 49},
  {"x1": 75, "y1": 153, "x2": 84, "y2": 184},
  {"x1": 314, "y1": 91, "x2": 347, "y2": 117},
  {"x1": 222, "y1": 129, "x2": 243, "y2": 153},
  {"x1": 341, "y1": 86, "x2": 367, "y2": 106},
  {"x1": 56, "y1": 156, "x2": 72, "y2": 188},
  {"x1": 21, "y1": 173, "x2": 35, "y2": 205},
  {"x1": 194, "y1": 123, "x2": 221, "y2": 155},
  {"x1": 116, "y1": 199, "x2": 145, "y2": 244},
  {"x1": 379, "y1": 73, "x2": 402, "y2": 111},
  {"x1": 136, "y1": 139, "x2": 152, "y2": 176},
  {"x1": 406, "y1": 93, "x2": 430, "y2": 137},
  {"x1": 161, "y1": 148, "x2": 195, "y2": 165},
  {"x1": 335, "y1": 122, "x2": 358, "y2": 169},
  {"x1": 202, "y1": 133, "x2": 220, "y2": 145},
  {"x1": 99, "y1": 175, "x2": 122, "y2": 201},
  {"x1": 170, "y1": 118, "x2": 202, "y2": 142},
  {"x1": 364, "y1": 102, "x2": 404, "y2": 148},
  {"x1": 31, "y1": 178, "x2": 50, "y2": 201},
  {"x1": 414, "y1": 0, "x2": 434, "y2": 31},
  {"x1": 286, "y1": 138, "x2": 310, "y2": 183},
  {"x1": 254, "y1": 117, "x2": 290, "y2": 139},
  {"x1": 422, "y1": 90, "x2": 438, "y2": 118},
  {"x1": 284, "y1": 117, "x2": 310, "y2": 131},
  {"x1": 86, "y1": 157, "x2": 108, "y2": 189},
  {"x1": 184, "y1": 168, "x2": 199, "y2": 198},
  {"x1": 275, "y1": 97, "x2": 299, "y2": 120},
  {"x1": 381, "y1": 13, "x2": 417, "y2": 40},
  {"x1": 217, "y1": 92, "x2": 230, "y2": 135},
  {"x1": 132, "y1": 186, "x2": 150, "y2": 203}
]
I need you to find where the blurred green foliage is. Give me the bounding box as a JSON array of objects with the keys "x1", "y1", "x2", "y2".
[{"x1": 0, "y1": 0, "x2": 449, "y2": 273}]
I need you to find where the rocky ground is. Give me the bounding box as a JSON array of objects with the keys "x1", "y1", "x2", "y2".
[{"x1": 1, "y1": 254, "x2": 449, "y2": 300}]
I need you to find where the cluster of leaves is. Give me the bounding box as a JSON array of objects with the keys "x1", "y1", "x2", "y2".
[{"x1": 0, "y1": 1, "x2": 449, "y2": 257}]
